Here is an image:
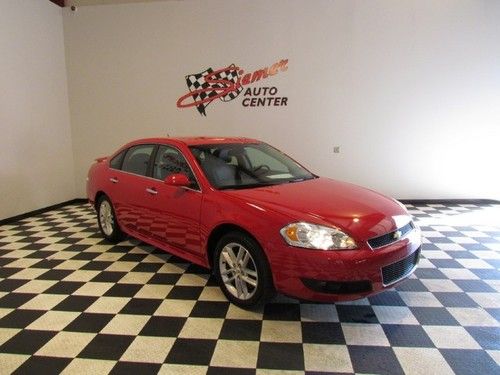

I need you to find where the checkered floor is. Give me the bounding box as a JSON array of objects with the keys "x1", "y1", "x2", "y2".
[{"x1": 0, "y1": 203, "x2": 499, "y2": 374}]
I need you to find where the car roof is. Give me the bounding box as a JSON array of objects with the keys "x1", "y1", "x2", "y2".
[{"x1": 129, "y1": 136, "x2": 261, "y2": 147}]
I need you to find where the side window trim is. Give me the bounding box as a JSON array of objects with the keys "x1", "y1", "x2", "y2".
[{"x1": 147, "y1": 145, "x2": 160, "y2": 178}]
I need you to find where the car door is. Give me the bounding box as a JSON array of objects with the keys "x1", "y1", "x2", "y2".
[
  {"x1": 109, "y1": 144, "x2": 157, "y2": 234},
  {"x1": 142, "y1": 144, "x2": 203, "y2": 256}
]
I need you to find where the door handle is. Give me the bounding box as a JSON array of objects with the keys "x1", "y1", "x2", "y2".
[
  {"x1": 146, "y1": 188, "x2": 158, "y2": 195},
  {"x1": 110, "y1": 177, "x2": 118, "y2": 183}
]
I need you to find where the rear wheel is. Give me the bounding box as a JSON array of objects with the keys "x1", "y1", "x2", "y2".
[
  {"x1": 214, "y1": 231, "x2": 274, "y2": 307},
  {"x1": 97, "y1": 196, "x2": 125, "y2": 243}
]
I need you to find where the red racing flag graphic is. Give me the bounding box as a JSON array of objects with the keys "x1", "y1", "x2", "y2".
[{"x1": 182, "y1": 64, "x2": 242, "y2": 116}]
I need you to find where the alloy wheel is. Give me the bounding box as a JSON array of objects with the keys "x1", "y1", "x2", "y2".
[
  {"x1": 219, "y1": 242, "x2": 259, "y2": 300},
  {"x1": 99, "y1": 200, "x2": 114, "y2": 236}
]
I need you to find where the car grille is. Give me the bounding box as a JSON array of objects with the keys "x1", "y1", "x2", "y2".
[
  {"x1": 381, "y1": 247, "x2": 420, "y2": 285},
  {"x1": 368, "y1": 221, "x2": 414, "y2": 249}
]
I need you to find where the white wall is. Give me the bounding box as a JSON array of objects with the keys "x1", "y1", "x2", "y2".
[
  {"x1": 0, "y1": 0, "x2": 75, "y2": 220},
  {"x1": 67, "y1": 0, "x2": 164, "y2": 6},
  {"x1": 63, "y1": 0, "x2": 500, "y2": 199}
]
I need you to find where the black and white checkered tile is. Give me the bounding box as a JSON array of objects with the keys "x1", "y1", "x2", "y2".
[{"x1": 0, "y1": 202, "x2": 499, "y2": 374}]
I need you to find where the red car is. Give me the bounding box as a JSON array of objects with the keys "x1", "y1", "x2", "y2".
[{"x1": 87, "y1": 137, "x2": 421, "y2": 307}]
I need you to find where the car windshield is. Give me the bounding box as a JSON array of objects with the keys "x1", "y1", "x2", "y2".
[{"x1": 189, "y1": 143, "x2": 316, "y2": 190}]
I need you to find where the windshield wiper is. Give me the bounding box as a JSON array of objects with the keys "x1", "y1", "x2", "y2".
[
  {"x1": 287, "y1": 176, "x2": 316, "y2": 183},
  {"x1": 219, "y1": 182, "x2": 281, "y2": 190}
]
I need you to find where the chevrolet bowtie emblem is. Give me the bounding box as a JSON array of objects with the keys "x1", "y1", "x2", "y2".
[{"x1": 393, "y1": 230, "x2": 402, "y2": 240}]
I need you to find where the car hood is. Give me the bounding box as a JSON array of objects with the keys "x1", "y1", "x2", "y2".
[{"x1": 223, "y1": 177, "x2": 410, "y2": 240}]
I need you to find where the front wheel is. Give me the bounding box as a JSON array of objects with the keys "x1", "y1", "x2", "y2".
[
  {"x1": 214, "y1": 231, "x2": 274, "y2": 307},
  {"x1": 97, "y1": 196, "x2": 125, "y2": 243}
]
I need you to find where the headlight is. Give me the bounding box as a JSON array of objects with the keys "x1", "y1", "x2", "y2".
[{"x1": 280, "y1": 222, "x2": 357, "y2": 250}]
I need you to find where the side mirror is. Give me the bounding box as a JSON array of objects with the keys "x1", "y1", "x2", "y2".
[{"x1": 164, "y1": 173, "x2": 190, "y2": 187}]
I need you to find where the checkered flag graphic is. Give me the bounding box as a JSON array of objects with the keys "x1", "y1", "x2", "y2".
[{"x1": 185, "y1": 64, "x2": 242, "y2": 116}]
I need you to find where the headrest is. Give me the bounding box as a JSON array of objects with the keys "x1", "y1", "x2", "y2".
[{"x1": 218, "y1": 149, "x2": 232, "y2": 162}]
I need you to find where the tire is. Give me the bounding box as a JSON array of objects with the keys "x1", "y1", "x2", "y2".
[
  {"x1": 214, "y1": 231, "x2": 274, "y2": 307},
  {"x1": 96, "y1": 195, "x2": 125, "y2": 243}
]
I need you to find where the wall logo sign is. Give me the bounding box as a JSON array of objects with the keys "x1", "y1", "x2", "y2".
[{"x1": 176, "y1": 59, "x2": 288, "y2": 116}]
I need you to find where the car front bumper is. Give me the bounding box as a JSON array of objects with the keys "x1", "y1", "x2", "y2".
[{"x1": 268, "y1": 226, "x2": 422, "y2": 302}]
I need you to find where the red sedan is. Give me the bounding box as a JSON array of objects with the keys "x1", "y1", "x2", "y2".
[{"x1": 87, "y1": 137, "x2": 421, "y2": 307}]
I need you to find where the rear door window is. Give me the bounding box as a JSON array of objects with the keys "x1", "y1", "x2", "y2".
[{"x1": 121, "y1": 144, "x2": 155, "y2": 176}]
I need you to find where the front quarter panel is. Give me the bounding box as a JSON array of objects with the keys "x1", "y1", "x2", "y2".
[{"x1": 200, "y1": 190, "x2": 293, "y2": 270}]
